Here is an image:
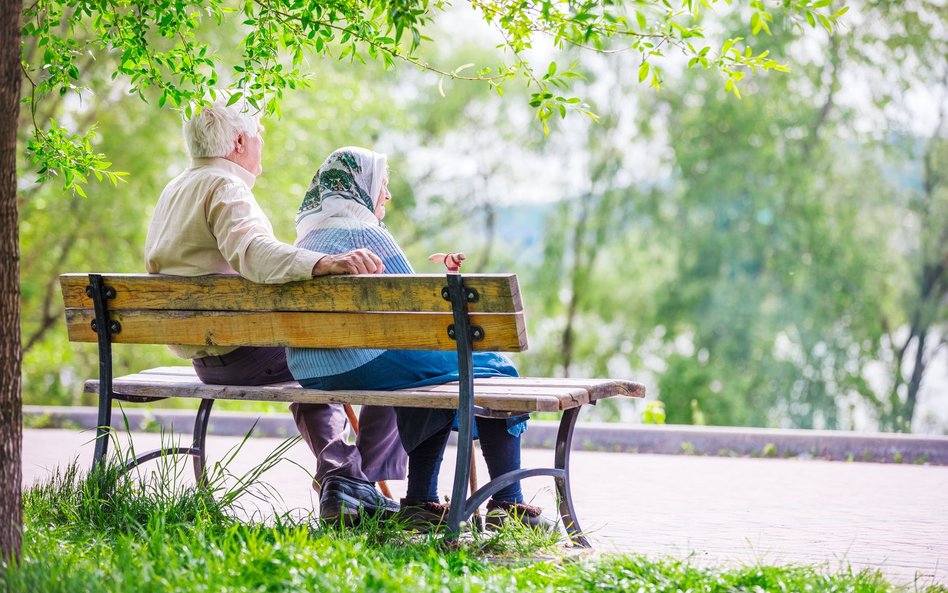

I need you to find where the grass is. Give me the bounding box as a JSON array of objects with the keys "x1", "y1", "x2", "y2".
[{"x1": 2, "y1": 437, "x2": 944, "y2": 593}]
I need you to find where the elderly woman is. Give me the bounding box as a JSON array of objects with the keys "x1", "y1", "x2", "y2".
[{"x1": 287, "y1": 147, "x2": 552, "y2": 531}]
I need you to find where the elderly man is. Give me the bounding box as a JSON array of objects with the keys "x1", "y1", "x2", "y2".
[{"x1": 144, "y1": 98, "x2": 406, "y2": 522}]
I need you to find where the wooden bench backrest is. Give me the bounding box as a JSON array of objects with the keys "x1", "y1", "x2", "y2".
[{"x1": 60, "y1": 274, "x2": 528, "y2": 352}]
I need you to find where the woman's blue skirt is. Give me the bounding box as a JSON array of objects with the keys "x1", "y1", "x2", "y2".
[{"x1": 298, "y1": 350, "x2": 527, "y2": 452}]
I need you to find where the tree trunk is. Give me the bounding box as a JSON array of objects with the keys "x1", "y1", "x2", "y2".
[
  {"x1": 561, "y1": 196, "x2": 591, "y2": 377},
  {"x1": 0, "y1": 0, "x2": 23, "y2": 564},
  {"x1": 892, "y1": 91, "x2": 948, "y2": 431}
]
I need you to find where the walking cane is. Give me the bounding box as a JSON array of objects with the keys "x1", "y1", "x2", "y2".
[
  {"x1": 429, "y1": 252, "x2": 483, "y2": 530},
  {"x1": 343, "y1": 403, "x2": 394, "y2": 500}
]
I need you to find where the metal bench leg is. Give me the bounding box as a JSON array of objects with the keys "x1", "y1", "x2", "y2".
[
  {"x1": 446, "y1": 357, "x2": 475, "y2": 536},
  {"x1": 92, "y1": 389, "x2": 113, "y2": 469},
  {"x1": 117, "y1": 399, "x2": 213, "y2": 483},
  {"x1": 445, "y1": 273, "x2": 476, "y2": 539},
  {"x1": 122, "y1": 445, "x2": 204, "y2": 475},
  {"x1": 555, "y1": 406, "x2": 590, "y2": 547},
  {"x1": 191, "y1": 398, "x2": 214, "y2": 484},
  {"x1": 88, "y1": 273, "x2": 116, "y2": 472}
]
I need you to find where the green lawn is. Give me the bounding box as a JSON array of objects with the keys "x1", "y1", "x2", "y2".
[{"x1": 2, "y1": 452, "x2": 943, "y2": 593}]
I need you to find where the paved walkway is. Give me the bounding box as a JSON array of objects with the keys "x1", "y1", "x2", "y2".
[{"x1": 22, "y1": 428, "x2": 948, "y2": 586}]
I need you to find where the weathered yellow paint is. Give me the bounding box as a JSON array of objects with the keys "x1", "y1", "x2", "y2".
[
  {"x1": 61, "y1": 273, "x2": 649, "y2": 414},
  {"x1": 59, "y1": 273, "x2": 522, "y2": 313},
  {"x1": 65, "y1": 308, "x2": 528, "y2": 351}
]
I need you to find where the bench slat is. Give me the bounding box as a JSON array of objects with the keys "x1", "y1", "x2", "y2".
[
  {"x1": 101, "y1": 373, "x2": 591, "y2": 407},
  {"x1": 65, "y1": 308, "x2": 528, "y2": 351},
  {"x1": 472, "y1": 377, "x2": 647, "y2": 400},
  {"x1": 120, "y1": 366, "x2": 645, "y2": 402},
  {"x1": 60, "y1": 273, "x2": 522, "y2": 314},
  {"x1": 85, "y1": 367, "x2": 644, "y2": 413},
  {"x1": 84, "y1": 378, "x2": 566, "y2": 412}
]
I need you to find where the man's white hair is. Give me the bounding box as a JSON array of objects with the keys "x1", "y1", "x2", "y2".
[{"x1": 183, "y1": 97, "x2": 260, "y2": 159}]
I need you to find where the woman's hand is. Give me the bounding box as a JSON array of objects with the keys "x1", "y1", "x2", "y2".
[
  {"x1": 428, "y1": 252, "x2": 465, "y2": 272},
  {"x1": 313, "y1": 249, "x2": 385, "y2": 276}
]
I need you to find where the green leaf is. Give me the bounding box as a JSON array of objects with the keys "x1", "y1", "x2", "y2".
[
  {"x1": 721, "y1": 37, "x2": 741, "y2": 57},
  {"x1": 636, "y1": 11, "x2": 647, "y2": 30}
]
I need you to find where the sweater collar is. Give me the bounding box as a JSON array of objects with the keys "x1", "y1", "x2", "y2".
[{"x1": 191, "y1": 157, "x2": 257, "y2": 189}]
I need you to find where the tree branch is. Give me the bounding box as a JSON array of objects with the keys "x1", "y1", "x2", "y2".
[{"x1": 22, "y1": 222, "x2": 80, "y2": 354}]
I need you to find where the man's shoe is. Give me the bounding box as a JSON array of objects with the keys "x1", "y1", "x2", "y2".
[
  {"x1": 397, "y1": 499, "x2": 450, "y2": 532},
  {"x1": 484, "y1": 500, "x2": 557, "y2": 532},
  {"x1": 319, "y1": 476, "x2": 400, "y2": 524}
]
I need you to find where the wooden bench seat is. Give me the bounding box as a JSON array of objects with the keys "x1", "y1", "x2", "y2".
[
  {"x1": 86, "y1": 367, "x2": 644, "y2": 413},
  {"x1": 61, "y1": 272, "x2": 646, "y2": 546}
]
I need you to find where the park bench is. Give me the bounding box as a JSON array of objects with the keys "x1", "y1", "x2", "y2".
[{"x1": 60, "y1": 272, "x2": 645, "y2": 546}]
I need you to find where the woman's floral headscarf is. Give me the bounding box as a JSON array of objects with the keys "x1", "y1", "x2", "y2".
[{"x1": 295, "y1": 146, "x2": 387, "y2": 242}]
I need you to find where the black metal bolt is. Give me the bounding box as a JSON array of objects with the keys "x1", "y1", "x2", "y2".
[
  {"x1": 441, "y1": 287, "x2": 451, "y2": 301},
  {"x1": 471, "y1": 327, "x2": 484, "y2": 341},
  {"x1": 85, "y1": 284, "x2": 116, "y2": 299},
  {"x1": 91, "y1": 319, "x2": 121, "y2": 334},
  {"x1": 447, "y1": 325, "x2": 456, "y2": 339}
]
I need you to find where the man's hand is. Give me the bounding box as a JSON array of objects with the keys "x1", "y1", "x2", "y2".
[{"x1": 312, "y1": 249, "x2": 385, "y2": 276}]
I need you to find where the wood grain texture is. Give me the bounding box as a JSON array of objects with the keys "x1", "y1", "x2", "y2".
[
  {"x1": 60, "y1": 272, "x2": 651, "y2": 417},
  {"x1": 113, "y1": 367, "x2": 645, "y2": 401},
  {"x1": 84, "y1": 378, "x2": 565, "y2": 412},
  {"x1": 83, "y1": 367, "x2": 646, "y2": 412},
  {"x1": 472, "y1": 377, "x2": 647, "y2": 400},
  {"x1": 60, "y1": 273, "x2": 522, "y2": 313},
  {"x1": 65, "y1": 308, "x2": 528, "y2": 351}
]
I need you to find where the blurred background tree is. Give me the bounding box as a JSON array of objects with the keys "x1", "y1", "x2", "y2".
[
  {"x1": 0, "y1": 0, "x2": 914, "y2": 566},
  {"x1": 16, "y1": 0, "x2": 948, "y2": 435}
]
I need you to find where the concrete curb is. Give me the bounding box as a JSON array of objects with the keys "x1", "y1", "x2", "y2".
[
  {"x1": 518, "y1": 422, "x2": 948, "y2": 465},
  {"x1": 23, "y1": 405, "x2": 948, "y2": 465}
]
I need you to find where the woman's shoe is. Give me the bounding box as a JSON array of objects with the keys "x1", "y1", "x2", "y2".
[
  {"x1": 484, "y1": 500, "x2": 557, "y2": 532},
  {"x1": 397, "y1": 499, "x2": 450, "y2": 532}
]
